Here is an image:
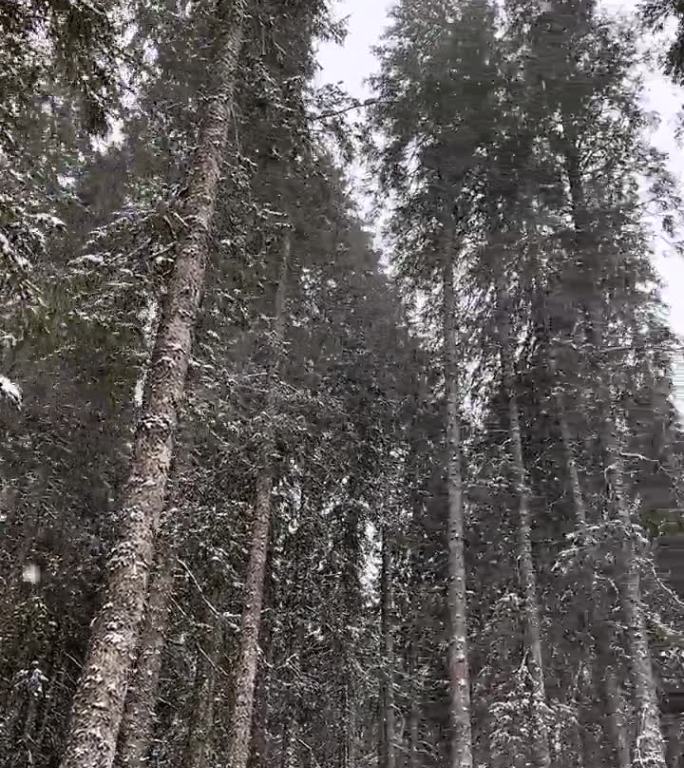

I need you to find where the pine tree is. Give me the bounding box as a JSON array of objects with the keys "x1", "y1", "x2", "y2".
[
  {"x1": 57, "y1": 3, "x2": 249, "y2": 765},
  {"x1": 2, "y1": 2, "x2": 684, "y2": 768}
]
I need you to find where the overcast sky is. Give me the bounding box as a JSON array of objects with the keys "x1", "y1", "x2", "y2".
[{"x1": 316, "y1": 0, "x2": 684, "y2": 400}]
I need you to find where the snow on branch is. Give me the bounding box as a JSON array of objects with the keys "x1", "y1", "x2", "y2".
[{"x1": 0, "y1": 375, "x2": 22, "y2": 409}]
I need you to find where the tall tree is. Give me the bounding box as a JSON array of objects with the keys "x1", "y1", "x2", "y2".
[
  {"x1": 368, "y1": 3, "x2": 506, "y2": 766},
  {"x1": 227, "y1": 228, "x2": 290, "y2": 768},
  {"x1": 57, "y1": 3, "x2": 249, "y2": 765}
]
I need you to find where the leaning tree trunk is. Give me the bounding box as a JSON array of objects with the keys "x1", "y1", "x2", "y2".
[
  {"x1": 249, "y1": 602, "x2": 275, "y2": 768},
  {"x1": 57, "y1": 5, "x2": 247, "y2": 767},
  {"x1": 226, "y1": 231, "x2": 290, "y2": 768},
  {"x1": 441, "y1": 257, "x2": 473, "y2": 768},
  {"x1": 498, "y1": 293, "x2": 551, "y2": 768},
  {"x1": 379, "y1": 524, "x2": 397, "y2": 768},
  {"x1": 114, "y1": 549, "x2": 174, "y2": 768},
  {"x1": 114, "y1": 445, "x2": 193, "y2": 768},
  {"x1": 564, "y1": 144, "x2": 666, "y2": 768}
]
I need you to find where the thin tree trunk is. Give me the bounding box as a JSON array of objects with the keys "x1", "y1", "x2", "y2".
[
  {"x1": 57, "y1": 5, "x2": 246, "y2": 767},
  {"x1": 407, "y1": 640, "x2": 421, "y2": 768},
  {"x1": 611, "y1": 443, "x2": 666, "y2": 768},
  {"x1": 183, "y1": 609, "x2": 222, "y2": 768},
  {"x1": 280, "y1": 721, "x2": 290, "y2": 768},
  {"x1": 441, "y1": 258, "x2": 473, "y2": 768},
  {"x1": 596, "y1": 645, "x2": 632, "y2": 768},
  {"x1": 114, "y1": 551, "x2": 174, "y2": 768},
  {"x1": 226, "y1": 232, "x2": 290, "y2": 768},
  {"x1": 225, "y1": 435, "x2": 273, "y2": 768},
  {"x1": 555, "y1": 383, "x2": 631, "y2": 768},
  {"x1": 19, "y1": 670, "x2": 41, "y2": 768},
  {"x1": 344, "y1": 672, "x2": 357, "y2": 768},
  {"x1": 249, "y1": 608, "x2": 274, "y2": 768},
  {"x1": 498, "y1": 294, "x2": 551, "y2": 768},
  {"x1": 664, "y1": 715, "x2": 682, "y2": 768},
  {"x1": 556, "y1": 399, "x2": 587, "y2": 530},
  {"x1": 380, "y1": 525, "x2": 396, "y2": 768},
  {"x1": 408, "y1": 698, "x2": 419, "y2": 768}
]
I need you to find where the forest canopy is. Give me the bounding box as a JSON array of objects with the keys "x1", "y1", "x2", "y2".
[{"x1": 0, "y1": 2, "x2": 683, "y2": 768}]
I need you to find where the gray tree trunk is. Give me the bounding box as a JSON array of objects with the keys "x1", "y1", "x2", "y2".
[
  {"x1": 183, "y1": 607, "x2": 222, "y2": 768},
  {"x1": 343, "y1": 672, "x2": 357, "y2": 768},
  {"x1": 380, "y1": 525, "x2": 396, "y2": 768},
  {"x1": 597, "y1": 646, "x2": 632, "y2": 768},
  {"x1": 498, "y1": 293, "x2": 551, "y2": 768},
  {"x1": 114, "y1": 446, "x2": 193, "y2": 768},
  {"x1": 226, "y1": 232, "x2": 290, "y2": 768},
  {"x1": 56, "y1": 5, "x2": 247, "y2": 767},
  {"x1": 553, "y1": 376, "x2": 631, "y2": 768},
  {"x1": 555, "y1": 397, "x2": 587, "y2": 530},
  {"x1": 114, "y1": 551, "x2": 174, "y2": 768},
  {"x1": 664, "y1": 715, "x2": 682, "y2": 768},
  {"x1": 442, "y1": 257, "x2": 473, "y2": 768},
  {"x1": 609, "y1": 442, "x2": 666, "y2": 768}
]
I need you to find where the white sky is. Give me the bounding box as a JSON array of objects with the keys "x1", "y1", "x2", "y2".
[{"x1": 316, "y1": 0, "x2": 684, "y2": 403}]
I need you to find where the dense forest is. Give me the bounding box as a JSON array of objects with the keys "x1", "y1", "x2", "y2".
[{"x1": 2, "y1": 1, "x2": 684, "y2": 768}]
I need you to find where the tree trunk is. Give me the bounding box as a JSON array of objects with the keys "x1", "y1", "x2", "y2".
[
  {"x1": 248, "y1": 611, "x2": 274, "y2": 768},
  {"x1": 114, "y1": 551, "x2": 174, "y2": 768},
  {"x1": 56, "y1": 5, "x2": 246, "y2": 767},
  {"x1": 564, "y1": 143, "x2": 666, "y2": 768},
  {"x1": 408, "y1": 697, "x2": 419, "y2": 768},
  {"x1": 226, "y1": 446, "x2": 273, "y2": 768},
  {"x1": 556, "y1": 398, "x2": 587, "y2": 530},
  {"x1": 498, "y1": 293, "x2": 551, "y2": 768},
  {"x1": 226, "y1": 232, "x2": 290, "y2": 768},
  {"x1": 612, "y1": 447, "x2": 666, "y2": 768},
  {"x1": 343, "y1": 672, "x2": 357, "y2": 768},
  {"x1": 664, "y1": 715, "x2": 682, "y2": 768},
  {"x1": 115, "y1": 445, "x2": 192, "y2": 768},
  {"x1": 183, "y1": 609, "x2": 222, "y2": 768},
  {"x1": 596, "y1": 647, "x2": 632, "y2": 768},
  {"x1": 441, "y1": 258, "x2": 473, "y2": 768},
  {"x1": 379, "y1": 525, "x2": 396, "y2": 768},
  {"x1": 555, "y1": 386, "x2": 631, "y2": 768},
  {"x1": 407, "y1": 640, "x2": 421, "y2": 768}
]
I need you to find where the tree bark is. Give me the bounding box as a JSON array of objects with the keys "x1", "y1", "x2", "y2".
[
  {"x1": 554, "y1": 383, "x2": 631, "y2": 768},
  {"x1": 183, "y1": 608, "x2": 222, "y2": 768},
  {"x1": 407, "y1": 638, "x2": 421, "y2": 768},
  {"x1": 379, "y1": 525, "x2": 396, "y2": 768},
  {"x1": 408, "y1": 695, "x2": 420, "y2": 768},
  {"x1": 248, "y1": 613, "x2": 275, "y2": 768},
  {"x1": 610, "y1": 443, "x2": 666, "y2": 768},
  {"x1": 555, "y1": 397, "x2": 587, "y2": 530},
  {"x1": 596, "y1": 645, "x2": 632, "y2": 768},
  {"x1": 343, "y1": 672, "x2": 357, "y2": 768},
  {"x1": 664, "y1": 715, "x2": 682, "y2": 768},
  {"x1": 442, "y1": 257, "x2": 473, "y2": 768},
  {"x1": 114, "y1": 550, "x2": 174, "y2": 768},
  {"x1": 56, "y1": 5, "x2": 246, "y2": 767},
  {"x1": 226, "y1": 232, "x2": 290, "y2": 768},
  {"x1": 498, "y1": 293, "x2": 551, "y2": 768}
]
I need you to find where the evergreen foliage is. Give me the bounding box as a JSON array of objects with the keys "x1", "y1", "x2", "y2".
[{"x1": 0, "y1": 2, "x2": 683, "y2": 768}]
